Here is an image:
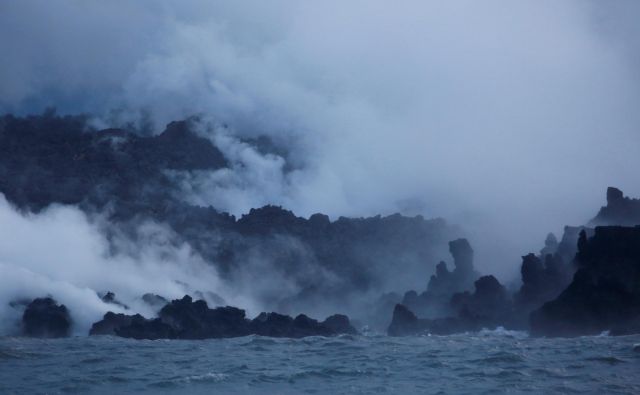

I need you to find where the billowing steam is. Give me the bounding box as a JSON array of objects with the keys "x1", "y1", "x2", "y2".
[
  {"x1": 0, "y1": 195, "x2": 255, "y2": 335},
  {"x1": 1, "y1": 0, "x2": 639, "y2": 328}
]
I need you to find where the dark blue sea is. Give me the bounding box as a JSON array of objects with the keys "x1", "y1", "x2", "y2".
[{"x1": 1, "y1": 330, "x2": 639, "y2": 394}]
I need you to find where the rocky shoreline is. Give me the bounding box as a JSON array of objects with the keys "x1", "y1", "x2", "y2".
[
  {"x1": 19, "y1": 294, "x2": 357, "y2": 340},
  {"x1": 388, "y1": 188, "x2": 640, "y2": 338}
]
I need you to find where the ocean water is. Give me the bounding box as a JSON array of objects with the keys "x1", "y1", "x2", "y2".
[{"x1": 1, "y1": 330, "x2": 639, "y2": 394}]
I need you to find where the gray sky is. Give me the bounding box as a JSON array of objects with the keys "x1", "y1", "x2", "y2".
[{"x1": 1, "y1": 0, "x2": 639, "y2": 277}]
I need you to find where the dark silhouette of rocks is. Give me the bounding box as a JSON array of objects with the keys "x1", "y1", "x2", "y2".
[
  {"x1": 22, "y1": 297, "x2": 71, "y2": 338},
  {"x1": 114, "y1": 317, "x2": 174, "y2": 339},
  {"x1": 0, "y1": 113, "x2": 459, "y2": 322},
  {"x1": 391, "y1": 187, "x2": 640, "y2": 337},
  {"x1": 531, "y1": 226, "x2": 640, "y2": 337},
  {"x1": 590, "y1": 187, "x2": 640, "y2": 226},
  {"x1": 451, "y1": 275, "x2": 511, "y2": 321},
  {"x1": 322, "y1": 314, "x2": 358, "y2": 335},
  {"x1": 250, "y1": 312, "x2": 355, "y2": 338},
  {"x1": 8, "y1": 112, "x2": 640, "y2": 338},
  {"x1": 389, "y1": 275, "x2": 513, "y2": 335},
  {"x1": 89, "y1": 312, "x2": 147, "y2": 336},
  {"x1": 424, "y1": 239, "x2": 479, "y2": 297},
  {"x1": 539, "y1": 232, "x2": 558, "y2": 257},
  {"x1": 554, "y1": 226, "x2": 594, "y2": 266},
  {"x1": 387, "y1": 304, "x2": 425, "y2": 336},
  {"x1": 156, "y1": 296, "x2": 251, "y2": 339},
  {"x1": 90, "y1": 295, "x2": 357, "y2": 339},
  {"x1": 426, "y1": 261, "x2": 453, "y2": 296},
  {"x1": 448, "y1": 238, "x2": 476, "y2": 286},
  {"x1": 401, "y1": 238, "x2": 480, "y2": 318},
  {"x1": 515, "y1": 252, "x2": 572, "y2": 312},
  {"x1": 509, "y1": 224, "x2": 595, "y2": 329},
  {"x1": 0, "y1": 112, "x2": 226, "y2": 212}
]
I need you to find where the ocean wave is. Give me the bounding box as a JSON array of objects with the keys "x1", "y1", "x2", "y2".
[{"x1": 177, "y1": 372, "x2": 230, "y2": 383}]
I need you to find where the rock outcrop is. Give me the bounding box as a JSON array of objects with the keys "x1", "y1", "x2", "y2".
[
  {"x1": 510, "y1": 224, "x2": 595, "y2": 329},
  {"x1": 515, "y1": 252, "x2": 572, "y2": 311},
  {"x1": 90, "y1": 295, "x2": 357, "y2": 339},
  {"x1": 530, "y1": 226, "x2": 640, "y2": 337},
  {"x1": 0, "y1": 113, "x2": 459, "y2": 322},
  {"x1": 0, "y1": 113, "x2": 227, "y2": 212},
  {"x1": 22, "y1": 297, "x2": 71, "y2": 338},
  {"x1": 401, "y1": 238, "x2": 480, "y2": 318},
  {"x1": 387, "y1": 304, "x2": 426, "y2": 336},
  {"x1": 590, "y1": 187, "x2": 640, "y2": 226},
  {"x1": 389, "y1": 275, "x2": 513, "y2": 335}
]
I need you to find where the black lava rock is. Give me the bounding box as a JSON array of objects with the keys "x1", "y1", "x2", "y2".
[
  {"x1": 387, "y1": 304, "x2": 425, "y2": 336},
  {"x1": 590, "y1": 187, "x2": 640, "y2": 226},
  {"x1": 530, "y1": 226, "x2": 640, "y2": 337},
  {"x1": 90, "y1": 295, "x2": 358, "y2": 339},
  {"x1": 22, "y1": 297, "x2": 71, "y2": 338}
]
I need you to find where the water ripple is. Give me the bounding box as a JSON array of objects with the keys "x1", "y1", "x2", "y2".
[{"x1": 0, "y1": 333, "x2": 639, "y2": 394}]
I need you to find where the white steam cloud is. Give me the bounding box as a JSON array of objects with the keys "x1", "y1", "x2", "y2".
[
  {"x1": 0, "y1": 195, "x2": 248, "y2": 335},
  {"x1": 1, "y1": 0, "x2": 639, "y2": 280}
]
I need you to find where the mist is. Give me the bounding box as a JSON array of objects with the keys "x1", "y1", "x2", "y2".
[
  {"x1": 1, "y1": 0, "x2": 640, "y2": 280},
  {"x1": 0, "y1": 194, "x2": 251, "y2": 335}
]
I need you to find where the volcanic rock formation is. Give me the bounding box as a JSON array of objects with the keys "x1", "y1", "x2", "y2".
[
  {"x1": 90, "y1": 295, "x2": 357, "y2": 339},
  {"x1": 530, "y1": 226, "x2": 640, "y2": 337},
  {"x1": 22, "y1": 297, "x2": 71, "y2": 338}
]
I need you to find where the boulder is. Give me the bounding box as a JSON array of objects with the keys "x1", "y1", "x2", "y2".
[
  {"x1": 322, "y1": 314, "x2": 357, "y2": 335},
  {"x1": 387, "y1": 304, "x2": 425, "y2": 336},
  {"x1": 22, "y1": 297, "x2": 71, "y2": 338},
  {"x1": 90, "y1": 312, "x2": 144, "y2": 336}
]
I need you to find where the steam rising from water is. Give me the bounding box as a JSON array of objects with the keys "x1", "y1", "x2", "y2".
[
  {"x1": 0, "y1": 195, "x2": 246, "y2": 335},
  {"x1": 1, "y1": 2, "x2": 639, "y2": 289}
]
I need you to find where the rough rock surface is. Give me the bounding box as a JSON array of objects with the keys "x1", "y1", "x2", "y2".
[
  {"x1": 0, "y1": 113, "x2": 459, "y2": 320},
  {"x1": 401, "y1": 238, "x2": 480, "y2": 318},
  {"x1": 530, "y1": 226, "x2": 640, "y2": 337},
  {"x1": 590, "y1": 187, "x2": 640, "y2": 226},
  {"x1": 389, "y1": 275, "x2": 513, "y2": 335},
  {"x1": 22, "y1": 297, "x2": 71, "y2": 338},
  {"x1": 90, "y1": 296, "x2": 357, "y2": 339}
]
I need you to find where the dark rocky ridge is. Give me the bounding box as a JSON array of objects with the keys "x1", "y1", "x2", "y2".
[
  {"x1": 90, "y1": 295, "x2": 357, "y2": 339},
  {"x1": 5, "y1": 112, "x2": 640, "y2": 338},
  {"x1": 0, "y1": 113, "x2": 459, "y2": 322},
  {"x1": 590, "y1": 187, "x2": 640, "y2": 226},
  {"x1": 530, "y1": 226, "x2": 640, "y2": 337},
  {"x1": 0, "y1": 112, "x2": 226, "y2": 212}
]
